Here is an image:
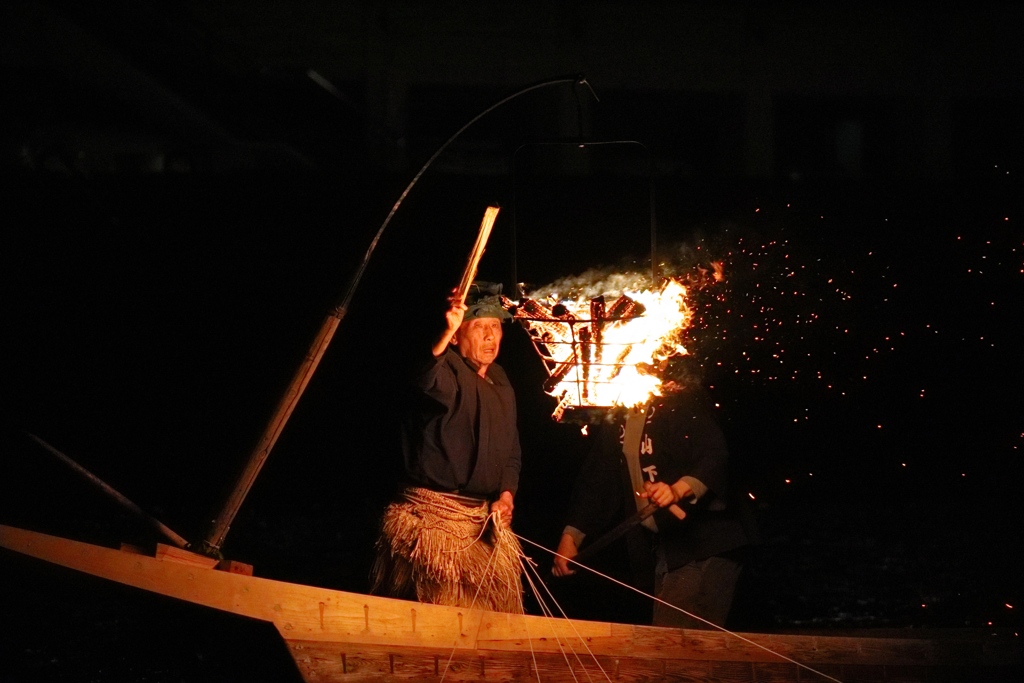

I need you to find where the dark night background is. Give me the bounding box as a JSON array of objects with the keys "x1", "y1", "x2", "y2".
[{"x1": 2, "y1": 1, "x2": 1022, "y2": 681}]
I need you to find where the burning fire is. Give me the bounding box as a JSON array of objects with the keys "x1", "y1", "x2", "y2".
[{"x1": 504, "y1": 272, "x2": 710, "y2": 421}]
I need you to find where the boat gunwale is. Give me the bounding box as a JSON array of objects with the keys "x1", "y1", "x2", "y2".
[{"x1": 1, "y1": 523, "x2": 1020, "y2": 673}]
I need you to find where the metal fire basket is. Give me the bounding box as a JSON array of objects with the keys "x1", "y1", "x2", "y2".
[{"x1": 502, "y1": 292, "x2": 653, "y2": 423}]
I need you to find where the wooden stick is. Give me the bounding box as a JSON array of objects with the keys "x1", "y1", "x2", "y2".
[
  {"x1": 27, "y1": 433, "x2": 190, "y2": 549},
  {"x1": 454, "y1": 205, "x2": 500, "y2": 305}
]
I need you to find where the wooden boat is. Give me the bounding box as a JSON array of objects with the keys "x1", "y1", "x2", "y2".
[
  {"x1": 4, "y1": 88, "x2": 1021, "y2": 682},
  {"x1": 2, "y1": 523, "x2": 1019, "y2": 682}
]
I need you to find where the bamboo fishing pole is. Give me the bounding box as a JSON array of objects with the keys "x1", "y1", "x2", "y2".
[
  {"x1": 201, "y1": 207, "x2": 499, "y2": 556},
  {"x1": 201, "y1": 77, "x2": 592, "y2": 556}
]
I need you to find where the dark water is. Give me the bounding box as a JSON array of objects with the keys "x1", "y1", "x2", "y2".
[{"x1": 2, "y1": 171, "x2": 1022, "y2": 680}]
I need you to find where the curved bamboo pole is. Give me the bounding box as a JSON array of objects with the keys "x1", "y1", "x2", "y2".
[{"x1": 201, "y1": 76, "x2": 596, "y2": 555}]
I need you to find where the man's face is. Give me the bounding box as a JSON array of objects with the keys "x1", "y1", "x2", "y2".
[{"x1": 453, "y1": 316, "x2": 503, "y2": 368}]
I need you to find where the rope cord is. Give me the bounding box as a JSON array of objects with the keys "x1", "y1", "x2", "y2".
[
  {"x1": 411, "y1": 504, "x2": 842, "y2": 683},
  {"x1": 514, "y1": 532, "x2": 845, "y2": 683},
  {"x1": 438, "y1": 510, "x2": 507, "y2": 683},
  {"x1": 520, "y1": 606, "x2": 544, "y2": 683},
  {"x1": 436, "y1": 510, "x2": 608, "y2": 683},
  {"x1": 519, "y1": 551, "x2": 610, "y2": 683},
  {"x1": 520, "y1": 563, "x2": 586, "y2": 682}
]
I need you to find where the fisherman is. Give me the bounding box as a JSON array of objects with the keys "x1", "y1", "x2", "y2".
[
  {"x1": 552, "y1": 355, "x2": 755, "y2": 628},
  {"x1": 371, "y1": 283, "x2": 524, "y2": 613}
]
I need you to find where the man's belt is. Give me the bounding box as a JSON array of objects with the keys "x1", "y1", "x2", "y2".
[
  {"x1": 442, "y1": 491, "x2": 489, "y2": 507},
  {"x1": 402, "y1": 486, "x2": 487, "y2": 509}
]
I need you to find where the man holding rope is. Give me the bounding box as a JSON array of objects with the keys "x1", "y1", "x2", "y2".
[{"x1": 371, "y1": 284, "x2": 524, "y2": 613}]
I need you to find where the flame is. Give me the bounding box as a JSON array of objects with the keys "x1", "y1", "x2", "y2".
[{"x1": 505, "y1": 276, "x2": 697, "y2": 420}]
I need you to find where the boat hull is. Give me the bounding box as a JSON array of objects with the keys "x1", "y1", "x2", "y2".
[{"x1": 1, "y1": 524, "x2": 1019, "y2": 682}]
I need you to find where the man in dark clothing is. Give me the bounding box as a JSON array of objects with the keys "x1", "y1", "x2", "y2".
[
  {"x1": 401, "y1": 293, "x2": 521, "y2": 519},
  {"x1": 372, "y1": 287, "x2": 524, "y2": 612},
  {"x1": 552, "y1": 367, "x2": 752, "y2": 628}
]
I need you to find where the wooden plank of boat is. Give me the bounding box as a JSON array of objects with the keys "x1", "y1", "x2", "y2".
[{"x1": 1, "y1": 524, "x2": 1019, "y2": 682}]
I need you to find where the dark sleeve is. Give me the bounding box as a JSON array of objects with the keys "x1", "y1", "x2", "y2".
[
  {"x1": 415, "y1": 350, "x2": 456, "y2": 400},
  {"x1": 402, "y1": 351, "x2": 460, "y2": 490},
  {"x1": 500, "y1": 399, "x2": 522, "y2": 496},
  {"x1": 564, "y1": 425, "x2": 627, "y2": 536},
  {"x1": 489, "y1": 364, "x2": 521, "y2": 497},
  {"x1": 681, "y1": 405, "x2": 729, "y2": 498}
]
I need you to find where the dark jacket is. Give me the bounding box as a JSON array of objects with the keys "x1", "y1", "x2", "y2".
[
  {"x1": 566, "y1": 390, "x2": 751, "y2": 571},
  {"x1": 402, "y1": 349, "x2": 521, "y2": 498}
]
